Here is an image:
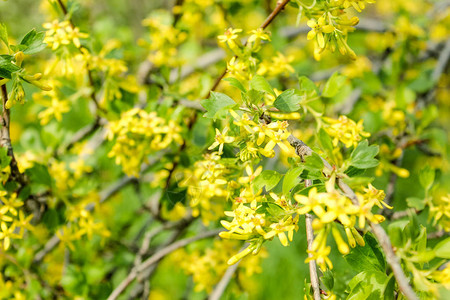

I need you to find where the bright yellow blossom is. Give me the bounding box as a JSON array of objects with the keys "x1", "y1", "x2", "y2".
[
  {"x1": 307, "y1": 17, "x2": 335, "y2": 49},
  {"x1": 208, "y1": 127, "x2": 235, "y2": 155},
  {"x1": 323, "y1": 115, "x2": 370, "y2": 148},
  {"x1": 218, "y1": 28, "x2": 242, "y2": 48}
]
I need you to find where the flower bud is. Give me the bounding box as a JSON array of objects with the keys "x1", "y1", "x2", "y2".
[
  {"x1": 351, "y1": 227, "x2": 365, "y2": 246},
  {"x1": 14, "y1": 51, "x2": 25, "y2": 67},
  {"x1": 332, "y1": 226, "x2": 349, "y2": 254}
]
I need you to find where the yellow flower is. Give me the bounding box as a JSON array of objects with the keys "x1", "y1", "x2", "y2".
[
  {"x1": 43, "y1": 20, "x2": 88, "y2": 50},
  {"x1": 363, "y1": 184, "x2": 392, "y2": 209},
  {"x1": 307, "y1": 243, "x2": 333, "y2": 270},
  {"x1": 0, "y1": 193, "x2": 23, "y2": 216},
  {"x1": 238, "y1": 164, "x2": 262, "y2": 185},
  {"x1": 342, "y1": 0, "x2": 375, "y2": 12},
  {"x1": 323, "y1": 115, "x2": 370, "y2": 148},
  {"x1": 208, "y1": 127, "x2": 235, "y2": 155},
  {"x1": 218, "y1": 28, "x2": 242, "y2": 48},
  {"x1": 263, "y1": 216, "x2": 298, "y2": 246},
  {"x1": 430, "y1": 194, "x2": 450, "y2": 231},
  {"x1": 307, "y1": 17, "x2": 335, "y2": 49},
  {"x1": 0, "y1": 222, "x2": 20, "y2": 250}
]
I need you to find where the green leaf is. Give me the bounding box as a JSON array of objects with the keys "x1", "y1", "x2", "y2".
[
  {"x1": 383, "y1": 274, "x2": 395, "y2": 300},
  {"x1": 250, "y1": 75, "x2": 275, "y2": 97},
  {"x1": 434, "y1": 237, "x2": 450, "y2": 259},
  {"x1": 322, "y1": 270, "x2": 334, "y2": 290},
  {"x1": 419, "y1": 166, "x2": 434, "y2": 191},
  {"x1": 298, "y1": 76, "x2": 319, "y2": 96},
  {"x1": 0, "y1": 23, "x2": 8, "y2": 48},
  {"x1": 0, "y1": 147, "x2": 12, "y2": 169},
  {"x1": 304, "y1": 152, "x2": 324, "y2": 171},
  {"x1": 416, "y1": 225, "x2": 427, "y2": 253},
  {"x1": 282, "y1": 166, "x2": 304, "y2": 195},
  {"x1": 273, "y1": 89, "x2": 302, "y2": 112},
  {"x1": 0, "y1": 55, "x2": 20, "y2": 79},
  {"x1": 406, "y1": 197, "x2": 425, "y2": 210},
  {"x1": 344, "y1": 233, "x2": 385, "y2": 273},
  {"x1": 387, "y1": 220, "x2": 409, "y2": 247},
  {"x1": 322, "y1": 72, "x2": 346, "y2": 98},
  {"x1": 246, "y1": 89, "x2": 265, "y2": 105},
  {"x1": 224, "y1": 77, "x2": 246, "y2": 93},
  {"x1": 20, "y1": 29, "x2": 46, "y2": 55},
  {"x1": 27, "y1": 164, "x2": 52, "y2": 187},
  {"x1": 42, "y1": 209, "x2": 60, "y2": 231},
  {"x1": 347, "y1": 271, "x2": 389, "y2": 300},
  {"x1": 266, "y1": 202, "x2": 285, "y2": 217},
  {"x1": 350, "y1": 140, "x2": 379, "y2": 169},
  {"x1": 253, "y1": 170, "x2": 282, "y2": 193},
  {"x1": 317, "y1": 128, "x2": 334, "y2": 160},
  {"x1": 365, "y1": 233, "x2": 386, "y2": 271},
  {"x1": 200, "y1": 91, "x2": 237, "y2": 120}
]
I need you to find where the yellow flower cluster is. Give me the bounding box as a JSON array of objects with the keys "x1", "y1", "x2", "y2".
[
  {"x1": 0, "y1": 191, "x2": 33, "y2": 250},
  {"x1": 140, "y1": 11, "x2": 188, "y2": 67},
  {"x1": 57, "y1": 193, "x2": 110, "y2": 250},
  {"x1": 219, "y1": 165, "x2": 299, "y2": 264},
  {"x1": 180, "y1": 152, "x2": 229, "y2": 225},
  {"x1": 173, "y1": 239, "x2": 264, "y2": 292},
  {"x1": 48, "y1": 158, "x2": 92, "y2": 194},
  {"x1": 375, "y1": 144, "x2": 410, "y2": 178},
  {"x1": 431, "y1": 263, "x2": 450, "y2": 290},
  {"x1": 0, "y1": 272, "x2": 27, "y2": 300},
  {"x1": 301, "y1": 0, "x2": 375, "y2": 60},
  {"x1": 77, "y1": 41, "x2": 139, "y2": 102},
  {"x1": 107, "y1": 108, "x2": 183, "y2": 177},
  {"x1": 323, "y1": 115, "x2": 370, "y2": 148},
  {"x1": 294, "y1": 180, "x2": 389, "y2": 270},
  {"x1": 33, "y1": 80, "x2": 70, "y2": 125},
  {"x1": 43, "y1": 20, "x2": 88, "y2": 50},
  {"x1": 429, "y1": 194, "x2": 450, "y2": 231},
  {"x1": 230, "y1": 110, "x2": 292, "y2": 159},
  {"x1": 219, "y1": 28, "x2": 295, "y2": 81}
]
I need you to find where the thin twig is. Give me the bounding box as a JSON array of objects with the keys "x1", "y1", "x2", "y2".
[
  {"x1": 260, "y1": 0, "x2": 291, "y2": 30},
  {"x1": 128, "y1": 224, "x2": 190, "y2": 298},
  {"x1": 208, "y1": 258, "x2": 241, "y2": 300},
  {"x1": 1, "y1": 83, "x2": 26, "y2": 185},
  {"x1": 423, "y1": 38, "x2": 450, "y2": 104},
  {"x1": 133, "y1": 216, "x2": 194, "y2": 267},
  {"x1": 32, "y1": 152, "x2": 167, "y2": 264},
  {"x1": 427, "y1": 230, "x2": 449, "y2": 240},
  {"x1": 390, "y1": 209, "x2": 419, "y2": 221},
  {"x1": 107, "y1": 229, "x2": 222, "y2": 300},
  {"x1": 205, "y1": 0, "x2": 291, "y2": 98},
  {"x1": 287, "y1": 134, "x2": 418, "y2": 300},
  {"x1": 304, "y1": 180, "x2": 321, "y2": 300},
  {"x1": 338, "y1": 177, "x2": 419, "y2": 300}
]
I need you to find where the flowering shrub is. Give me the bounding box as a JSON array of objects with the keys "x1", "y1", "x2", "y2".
[{"x1": 0, "y1": 0, "x2": 449, "y2": 299}]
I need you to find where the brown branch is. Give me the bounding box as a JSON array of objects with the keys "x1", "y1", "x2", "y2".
[
  {"x1": 208, "y1": 256, "x2": 241, "y2": 300},
  {"x1": 1, "y1": 83, "x2": 26, "y2": 185},
  {"x1": 32, "y1": 152, "x2": 167, "y2": 264},
  {"x1": 107, "y1": 229, "x2": 222, "y2": 300},
  {"x1": 205, "y1": 0, "x2": 291, "y2": 98},
  {"x1": 260, "y1": 0, "x2": 291, "y2": 30},
  {"x1": 133, "y1": 216, "x2": 194, "y2": 267},
  {"x1": 127, "y1": 221, "x2": 192, "y2": 298},
  {"x1": 390, "y1": 209, "x2": 420, "y2": 221},
  {"x1": 423, "y1": 38, "x2": 450, "y2": 104},
  {"x1": 304, "y1": 180, "x2": 321, "y2": 300},
  {"x1": 427, "y1": 230, "x2": 449, "y2": 240},
  {"x1": 287, "y1": 134, "x2": 418, "y2": 300}
]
